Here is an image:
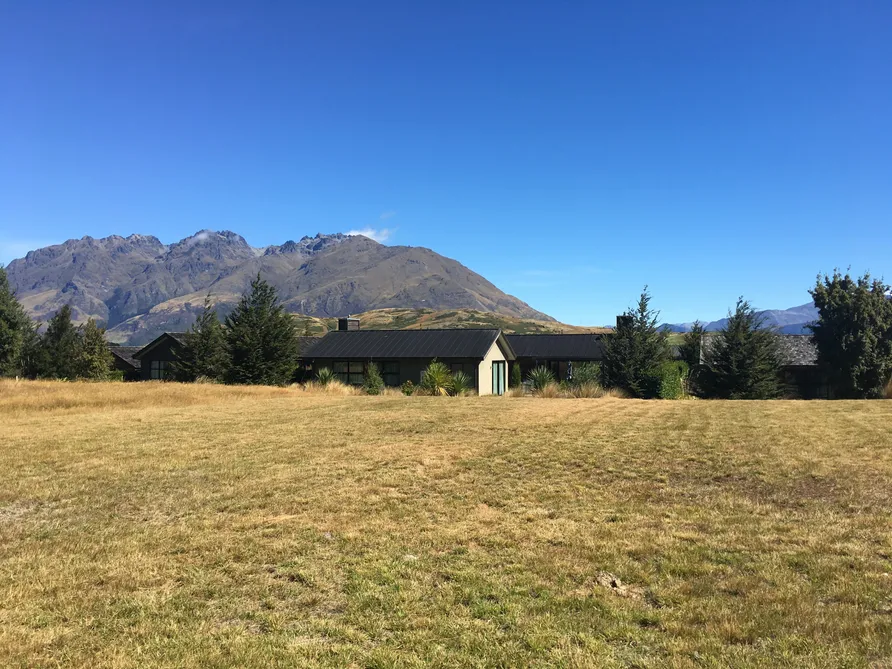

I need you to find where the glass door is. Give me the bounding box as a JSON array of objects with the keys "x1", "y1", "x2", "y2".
[{"x1": 492, "y1": 361, "x2": 506, "y2": 395}]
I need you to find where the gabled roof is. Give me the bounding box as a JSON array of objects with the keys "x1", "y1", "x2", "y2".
[
  {"x1": 775, "y1": 335, "x2": 818, "y2": 366},
  {"x1": 699, "y1": 333, "x2": 818, "y2": 367},
  {"x1": 305, "y1": 329, "x2": 515, "y2": 360},
  {"x1": 506, "y1": 334, "x2": 605, "y2": 360},
  {"x1": 133, "y1": 332, "x2": 188, "y2": 360},
  {"x1": 108, "y1": 345, "x2": 142, "y2": 370},
  {"x1": 297, "y1": 336, "x2": 322, "y2": 357}
]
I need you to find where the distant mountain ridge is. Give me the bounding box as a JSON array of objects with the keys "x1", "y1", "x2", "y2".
[
  {"x1": 666, "y1": 302, "x2": 819, "y2": 334},
  {"x1": 6, "y1": 230, "x2": 553, "y2": 345}
]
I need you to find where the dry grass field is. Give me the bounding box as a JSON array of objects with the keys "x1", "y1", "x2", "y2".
[{"x1": 1, "y1": 380, "x2": 891, "y2": 668}]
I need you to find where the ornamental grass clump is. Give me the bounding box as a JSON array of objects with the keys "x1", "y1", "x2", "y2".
[{"x1": 421, "y1": 360, "x2": 453, "y2": 396}]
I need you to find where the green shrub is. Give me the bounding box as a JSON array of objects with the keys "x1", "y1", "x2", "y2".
[
  {"x1": 451, "y1": 370, "x2": 473, "y2": 395},
  {"x1": 363, "y1": 362, "x2": 385, "y2": 395},
  {"x1": 421, "y1": 360, "x2": 453, "y2": 396},
  {"x1": 510, "y1": 364, "x2": 522, "y2": 388},
  {"x1": 526, "y1": 366, "x2": 555, "y2": 391},
  {"x1": 401, "y1": 380, "x2": 415, "y2": 396},
  {"x1": 316, "y1": 367, "x2": 335, "y2": 386},
  {"x1": 659, "y1": 361, "x2": 689, "y2": 399},
  {"x1": 569, "y1": 362, "x2": 600, "y2": 386}
]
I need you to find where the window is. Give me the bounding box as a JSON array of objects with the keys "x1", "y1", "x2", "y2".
[
  {"x1": 334, "y1": 361, "x2": 365, "y2": 385},
  {"x1": 380, "y1": 361, "x2": 400, "y2": 386},
  {"x1": 450, "y1": 362, "x2": 477, "y2": 385},
  {"x1": 150, "y1": 360, "x2": 170, "y2": 380}
]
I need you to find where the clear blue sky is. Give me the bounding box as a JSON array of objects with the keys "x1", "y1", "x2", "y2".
[{"x1": 2, "y1": 1, "x2": 890, "y2": 325}]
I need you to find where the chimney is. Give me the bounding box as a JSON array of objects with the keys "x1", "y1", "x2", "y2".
[
  {"x1": 616, "y1": 315, "x2": 632, "y2": 330},
  {"x1": 338, "y1": 317, "x2": 360, "y2": 331}
]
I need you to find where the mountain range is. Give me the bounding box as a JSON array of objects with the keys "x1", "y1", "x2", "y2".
[
  {"x1": 665, "y1": 302, "x2": 819, "y2": 335},
  {"x1": 5, "y1": 231, "x2": 553, "y2": 345}
]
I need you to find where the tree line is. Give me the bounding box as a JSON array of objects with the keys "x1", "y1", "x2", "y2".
[
  {"x1": 2, "y1": 264, "x2": 891, "y2": 397},
  {"x1": 604, "y1": 271, "x2": 892, "y2": 400},
  {"x1": 0, "y1": 267, "x2": 114, "y2": 379},
  {"x1": 0, "y1": 267, "x2": 302, "y2": 385}
]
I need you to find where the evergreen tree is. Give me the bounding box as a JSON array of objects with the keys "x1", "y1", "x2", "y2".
[
  {"x1": 172, "y1": 295, "x2": 229, "y2": 382},
  {"x1": 0, "y1": 265, "x2": 36, "y2": 377},
  {"x1": 74, "y1": 318, "x2": 114, "y2": 380},
  {"x1": 600, "y1": 287, "x2": 670, "y2": 398},
  {"x1": 678, "y1": 321, "x2": 705, "y2": 396},
  {"x1": 809, "y1": 270, "x2": 892, "y2": 399},
  {"x1": 42, "y1": 305, "x2": 80, "y2": 379},
  {"x1": 678, "y1": 321, "x2": 705, "y2": 368},
  {"x1": 701, "y1": 298, "x2": 781, "y2": 399},
  {"x1": 225, "y1": 275, "x2": 299, "y2": 385}
]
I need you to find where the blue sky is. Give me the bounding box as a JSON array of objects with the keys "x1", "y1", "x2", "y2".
[{"x1": 1, "y1": 1, "x2": 890, "y2": 326}]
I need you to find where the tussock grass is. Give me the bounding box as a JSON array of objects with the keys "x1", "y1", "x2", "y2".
[
  {"x1": 295, "y1": 380, "x2": 361, "y2": 396},
  {"x1": 1, "y1": 381, "x2": 891, "y2": 667}
]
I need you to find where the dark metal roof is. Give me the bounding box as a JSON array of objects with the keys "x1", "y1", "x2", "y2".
[
  {"x1": 108, "y1": 345, "x2": 142, "y2": 370},
  {"x1": 133, "y1": 332, "x2": 188, "y2": 360},
  {"x1": 506, "y1": 334, "x2": 605, "y2": 360},
  {"x1": 699, "y1": 333, "x2": 818, "y2": 367},
  {"x1": 306, "y1": 329, "x2": 512, "y2": 360},
  {"x1": 297, "y1": 336, "x2": 322, "y2": 357}
]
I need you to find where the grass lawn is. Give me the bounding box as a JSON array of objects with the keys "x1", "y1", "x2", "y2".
[{"x1": 1, "y1": 381, "x2": 891, "y2": 668}]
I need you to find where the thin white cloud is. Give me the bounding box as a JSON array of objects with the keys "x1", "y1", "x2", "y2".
[
  {"x1": 345, "y1": 227, "x2": 395, "y2": 243},
  {"x1": 379, "y1": 210, "x2": 397, "y2": 220}
]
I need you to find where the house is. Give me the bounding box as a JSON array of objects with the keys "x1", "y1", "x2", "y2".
[
  {"x1": 305, "y1": 326, "x2": 516, "y2": 395},
  {"x1": 699, "y1": 333, "x2": 827, "y2": 398},
  {"x1": 132, "y1": 332, "x2": 187, "y2": 380},
  {"x1": 506, "y1": 333, "x2": 605, "y2": 382},
  {"x1": 108, "y1": 345, "x2": 142, "y2": 381}
]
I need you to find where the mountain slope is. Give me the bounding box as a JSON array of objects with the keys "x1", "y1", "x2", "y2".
[
  {"x1": 666, "y1": 302, "x2": 819, "y2": 334},
  {"x1": 6, "y1": 231, "x2": 553, "y2": 344}
]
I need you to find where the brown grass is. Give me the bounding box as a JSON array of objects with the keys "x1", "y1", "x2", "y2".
[{"x1": 1, "y1": 381, "x2": 891, "y2": 667}]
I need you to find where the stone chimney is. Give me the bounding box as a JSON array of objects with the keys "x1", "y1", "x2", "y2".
[{"x1": 338, "y1": 317, "x2": 360, "y2": 331}]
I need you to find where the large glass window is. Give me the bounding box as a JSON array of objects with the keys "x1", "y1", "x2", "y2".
[
  {"x1": 380, "y1": 362, "x2": 400, "y2": 386},
  {"x1": 150, "y1": 360, "x2": 170, "y2": 380},
  {"x1": 334, "y1": 361, "x2": 365, "y2": 385}
]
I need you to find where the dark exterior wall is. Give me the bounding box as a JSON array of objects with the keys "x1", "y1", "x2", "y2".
[
  {"x1": 111, "y1": 359, "x2": 140, "y2": 381},
  {"x1": 312, "y1": 358, "x2": 481, "y2": 388},
  {"x1": 781, "y1": 365, "x2": 831, "y2": 399},
  {"x1": 514, "y1": 358, "x2": 597, "y2": 382},
  {"x1": 139, "y1": 339, "x2": 182, "y2": 381}
]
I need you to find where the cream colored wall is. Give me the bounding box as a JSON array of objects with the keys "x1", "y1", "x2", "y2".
[{"x1": 477, "y1": 339, "x2": 508, "y2": 395}]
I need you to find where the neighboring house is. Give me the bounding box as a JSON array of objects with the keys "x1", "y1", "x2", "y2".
[
  {"x1": 305, "y1": 327, "x2": 516, "y2": 395},
  {"x1": 506, "y1": 334, "x2": 605, "y2": 382},
  {"x1": 699, "y1": 333, "x2": 827, "y2": 398},
  {"x1": 132, "y1": 332, "x2": 187, "y2": 380},
  {"x1": 108, "y1": 345, "x2": 142, "y2": 381}
]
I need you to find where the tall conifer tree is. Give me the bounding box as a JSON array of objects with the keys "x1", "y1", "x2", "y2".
[
  {"x1": 600, "y1": 287, "x2": 670, "y2": 398},
  {"x1": 701, "y1": 298, "x2": 781, "y2": 399},
  {"x1": 74, "y1": 318, "x2": 114, "y2": 380},
  {"x1": 42, "y1": 305, "x2": 80, "y2": 379},
  {"x1": 173, "y1": 295, "x2": 229, "y2": 382},
  {"x1": 0, "y1": 266, "x2": 36, "y2": 377},
  {"x1": 225, "y1": 275, "x2": 299, "y2": 385}
]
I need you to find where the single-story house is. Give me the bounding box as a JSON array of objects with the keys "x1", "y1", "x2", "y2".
[
  {"x1": 132, "y1": 332, "x2": 187, "y2": 380},
  {"x1": 108, "y1": 345, "x2": 142, "y2": 381},
  {"x1": 305, "y1": 327, "x2": 516, "y2": 395},
  {"x1": 506, "y1": 333, "x2": 605, "y2": 382},
  {"x1": 699, "y1": 333, "x2": 827, "y2": 398}
]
